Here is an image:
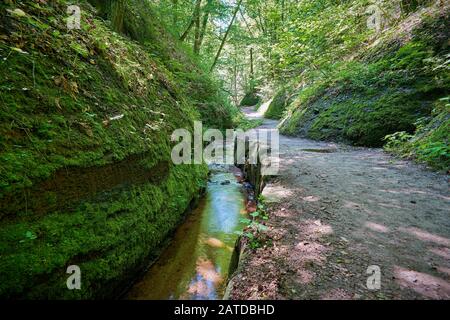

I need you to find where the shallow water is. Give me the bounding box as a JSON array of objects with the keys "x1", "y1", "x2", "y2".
[{"x1": 126, "y1": 169, "x2": 246, "y2": 300}]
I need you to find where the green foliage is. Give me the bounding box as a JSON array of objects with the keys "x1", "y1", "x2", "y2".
[
  {"x1": 384, "y1": 131, "x2": 415, "y2": 152},
  {"x1": 416, "y1": 140, "x2": 449, "y2": 169},
  {"x1": 262, "y1": 0, "x2": 371, "y2": 79},
  {"x1": 0, "y1": 0, "x2": 216, "y2": 298},
  {"x1": 91, "y1": 0, "x2": 239, "y2": 129},
  {"x1": 239, "y1": 91, "x2": 261, "y2": 107},
  {"x1": 280, "y1": 33, "x2": 449, "y2": 147},
  {"x1": 265, "y1": 86, "x2": 297, "y2": 120},
  {"x1": 237, "y1": 198, "x2": 270, "y2": 251},
  {"x1": 244, "y1": 0, "x2": 448, "y2": 168},
  {"x1": 384, "y1": 97, "x2": 450, "y2": 171},
  {"x1": 233, "y1": 115, "x2": 264, "y2": 131}
]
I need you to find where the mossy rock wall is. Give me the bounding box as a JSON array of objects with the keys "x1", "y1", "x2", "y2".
[
  {"x1": 0, "y1": 0, "x2": 210, "y2": 298},
  {"x1": 279, "y1": 4, "x2": 449, "y2": 148},
  {"x1": 265, "y1": 86, "x2": 296, "y2": 120},
  {"x1": 240, "y1": 91, "x2": 261, "y2": 107}
]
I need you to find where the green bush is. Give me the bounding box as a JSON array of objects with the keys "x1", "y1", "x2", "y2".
[
  {"x1": 280, "y1": 38, "x2": 449, "y2": 148},
  {"x1": 385, "y1": 97, "x2": 450, "y2": 171}
]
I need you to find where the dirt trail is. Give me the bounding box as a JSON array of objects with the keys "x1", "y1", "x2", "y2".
[{"x1": 229, "y1": 107, "x2": 450, "y2": 300}]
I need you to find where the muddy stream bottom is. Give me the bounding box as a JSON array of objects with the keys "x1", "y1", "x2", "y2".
[{"x1": 125, "y1": 166, "x2": 246, "y2": 300}]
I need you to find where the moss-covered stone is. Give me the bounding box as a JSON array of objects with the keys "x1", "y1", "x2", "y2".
[
  {"x1": 280, "y1": 6, "x2": 449, "y2": 149},
  {"x1": 265, "y1": 86, "x2": 296, "y2": 120},
  {"x1": 240, "y1": 91, "x2": 261, "y2": 107},
  {"x1": 0, "y1": 0, "x2": 217, "y2": 299}
]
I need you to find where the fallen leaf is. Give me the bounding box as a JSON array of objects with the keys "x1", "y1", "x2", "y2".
[
  {"x1": 11, "y1": 47, "x2": 28, "y2": 55},
  {"x1": 7, "y1": 8, "x2": 27, "y2": 17}
]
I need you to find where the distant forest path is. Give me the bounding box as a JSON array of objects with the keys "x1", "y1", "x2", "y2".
[{"x1": 229, "y1": 107, "x2": 450, "y2": 300}]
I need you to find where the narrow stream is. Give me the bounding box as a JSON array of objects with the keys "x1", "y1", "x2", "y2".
[{"x1": 126, "y1": 166, "x2": 246, "y2": 300}]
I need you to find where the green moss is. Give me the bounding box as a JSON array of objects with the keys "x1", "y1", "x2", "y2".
[
  {"x1": 0, "y1": 163, "x2": 208, "y2": 299},
  {"x1": 240, "y1": 91, "x2": 261, "y2": 107},
  {"x1": 385, "y1": 97, "x2": 450, "y2": 171},
  {"x1": 0, "y1": 0, "x2": 217, "y2": 299},
  {"x1": 94, "y1": 0, "x2": 238, "y2": 130},
  {"x1": 265, "y1": 86, "x2": 297, "y2": 120},
  {"x1": 280, "y1": 39, "x2": 449, "y2": 148}
]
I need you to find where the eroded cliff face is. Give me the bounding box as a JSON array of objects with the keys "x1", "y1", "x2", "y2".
[
  {"x1": 275, "y1": 2, "x2": 448, "y2": 156},
  {"x1": 0, "y1": 0, "x2": 215, "y2": 298}
]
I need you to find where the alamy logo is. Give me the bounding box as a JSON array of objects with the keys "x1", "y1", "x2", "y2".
[
  {"x1": 366, "y1": 265, "x2": 381, "y2": 290},
  {"x1": 66, "y1": 265, "x2": 81, "y2": 290},
  {"x1": 366, "y1": 2, "x2": 383, "y2": 33},
  {"x1": 67, "y1": 5, "x2": 81, "y2": 30},
  {"x1": 171, "y1": 121, "x2": 279, "y2": 175},
  {"x1": 366, "y1": 0, "x2": 402, "y2": 33}
]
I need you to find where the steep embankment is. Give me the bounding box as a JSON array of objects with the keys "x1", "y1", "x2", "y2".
[
  {"x1": 0, "y1": 0, "x2": 230, "y2": 298},
  {"x1": 268, "y1": 2, "x2": 449, "y2": 170}
]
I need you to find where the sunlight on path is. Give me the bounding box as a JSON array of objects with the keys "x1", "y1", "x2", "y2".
[{"x1": 229, "y1": 104, "x2": 450, "y2": 300}]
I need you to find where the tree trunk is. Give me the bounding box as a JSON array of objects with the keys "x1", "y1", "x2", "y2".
[
  {"x1": 180, "y1": 20, "x2": 194, "y2": 41},
  {"x1": 110, "y1": 0, "x2": 126, "y2": 33},
  {"x1": 234, "y1": 44, "x2": 238, "y2": 105},
  {"x1": 88, "y1": 0, "x2": 125, "y2": 33},
  {"x1": 180, "y1": 0, "x2": 202, "y2": 42},
  {"x1": 257, "y1": 7, "x2": 267, "y2": 35},
  {"x1": 197, "y1": 0, "x2": 213, "y2": 54},
  {"x1": 210, "y1": 0, "x2": 244, "y2": 71},
  {"x1": 172, "y1": 0, "x2": 178, "y2": 31},
  {"x1": 193, "y1": 0, "x2": 203, "y2": 54},
  {"x1": 250, "y1": 47, "x2": 254, "y2": 79}
]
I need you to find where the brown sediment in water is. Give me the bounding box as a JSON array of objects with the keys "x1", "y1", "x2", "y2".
[{"x1": 125, "y1": 167, "x2": 246, "y2": 300}]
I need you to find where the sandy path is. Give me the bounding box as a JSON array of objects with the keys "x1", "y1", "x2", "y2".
[{"x1": 228, "y1": 107, "x2": 450, "y2": 300}]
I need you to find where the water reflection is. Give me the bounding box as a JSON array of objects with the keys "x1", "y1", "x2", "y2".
[{"x1": 126, "y1": 171, "x2": 246, "y2": 300}]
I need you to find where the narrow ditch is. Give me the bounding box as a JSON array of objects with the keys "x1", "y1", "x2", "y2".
[
  {"x1": 223, "y1": 160, "x2": 265, "y2": 299},
  {"x1": 125, "y1": 165, "x2": 250, "y2": 300},
  {"x1": 124, "y1": 136, "x2": 266, "y2": 300}
]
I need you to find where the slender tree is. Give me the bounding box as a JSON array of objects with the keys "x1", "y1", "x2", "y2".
[
  {"x1": 88, "y1": 0, "x2": 126, "y2": 33},
  {"x1": 196, "y1": 0, "x2": 213, "y2": 54},
  {"x1": 172, "y1": 0, "x2": 179, "y2": 31},
  {"x1": 180, "y1": 0, "x2": 202, "y2": 42},
  {"x1": 250, "y1": 47, "x2": 254, "y2": 79},
  {"x1": 193, "y1": 0, "x2": 203, "y2": 54},
  {"x1": 210, "y1": 0, "x2": 244, "y2": 71}
]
